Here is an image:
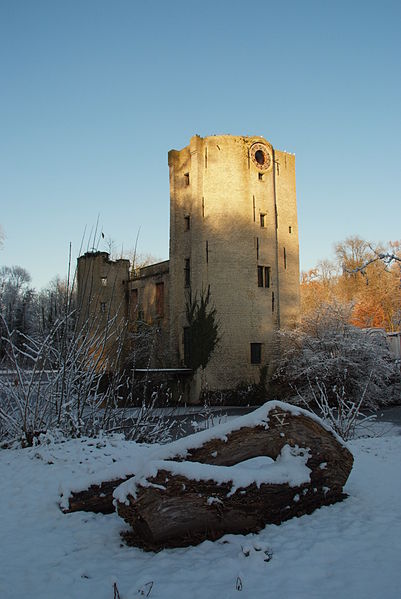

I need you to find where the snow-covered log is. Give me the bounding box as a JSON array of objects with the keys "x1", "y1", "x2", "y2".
[
  {"x1": 114, "y1": 402, "x2": 353, "y2": 549},
  {"x1": 63, "y1": 476, "x2": 131, "y2": 514}
]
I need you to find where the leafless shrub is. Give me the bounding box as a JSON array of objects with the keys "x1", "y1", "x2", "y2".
[
  {"x1": 296, "y1": 375, "x2": 376, "y2": 441},
  {"x1": 0, "y1": 239, "x2": 180, "y2": 447},
  {"x1": 0, "y1": 310, "x2": 179, "y2": 447},
  {"x1": 271, "y1": 303, "x2": 400, "y2": 410}
]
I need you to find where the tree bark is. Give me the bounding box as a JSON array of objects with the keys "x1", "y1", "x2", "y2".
[
  {"x1": 115, "y1": 405, "x2": 353, "y2": 549},
  {"x1": 63, "y1": 476, "x2": 132, "y2": 514}
]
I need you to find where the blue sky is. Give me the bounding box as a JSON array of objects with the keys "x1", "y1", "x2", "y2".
[{"x1": 1, "y1": 0, "x2": 400, "y2": 289}]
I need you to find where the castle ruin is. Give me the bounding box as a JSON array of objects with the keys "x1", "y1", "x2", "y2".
[{"x1": 77, "y1": 134, "x2": 300, "y2": 402}]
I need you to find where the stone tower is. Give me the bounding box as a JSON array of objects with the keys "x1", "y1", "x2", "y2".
[
  {"x1": 168, "y1": 135, "x2": 300, "y2": 397},
  {"x1": 76, "y1": 252, "x2": 130, "y2": 371}
]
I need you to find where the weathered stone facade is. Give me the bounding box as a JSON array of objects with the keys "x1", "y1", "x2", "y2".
[
  {"x1": 77, "y1": 252, "x2": 130, "y2": 371},
  {"x1": 77, "y1": 134, "x2": 300, "y2": 401}
]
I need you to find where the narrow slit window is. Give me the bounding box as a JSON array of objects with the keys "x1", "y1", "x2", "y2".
[
  {"x1": 289, "y1": 226, "x2": 292, "y2": 234},
  {"x1": 257, "y1": 265, "x2": 264, "y2": 287},
  {"x1": 272, "y1": 292, "x2": 275, "y2": 313},
  {"x1": 256, "y1": 237, "x2": 259, "y2": 260},
  {"x1": 184, "y1": 258, "x2": 191, "y2": 287},
  {"x1": 204, "y1": 147, "x2": 208, "y2": 169},
  {"x1": 264, "y1": 267, "x2": 271, "y2": 288},
  {"x1": 202, "y1": 197, "x2": 205, "y2": 218},
  {"x1": 184, "y1": 215, "x2": 190, "y2": 230},
  {"x1": 252, "y1": 196, "x2": 256, "y2": 222},
  {"x1": 258, "y1": 173, "x2": 263, "y2": 181},
  {"x1": 184, "y1": 172, "x2": 190, "y2": 185},
  {"x1": 284, "y1": 247, "x2": 287, "y2": 269},
  {"x1": 260, "y1": 213, "x2": 266, "y2": 228},
  {"x1": 206, "y1": 240, "x2": 209, "y2": 263},
  {"x1": 250, "y1": 343, "x2": 262, "y2": 364}
]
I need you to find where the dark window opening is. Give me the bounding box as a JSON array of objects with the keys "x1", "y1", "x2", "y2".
[
  {"x1": 250, "y1": 343, "x2": 262, "y2": 364},
  {"x1": 184, "y1": 215, "x2": 190, "y2": 230},
  {"x1": 184, "y1": 172, "x2": 190, "y2": 185},
  {"x1": 184, "y1": 258, "x2": 191, "y2": 287},
  {"x1": 252, "y1": 195, "x2": 256, "y2": 222},
  {"x1": 258, "y1": 172, "x2": 263, "y2": 181},
  {"x1": 255, "y1": 150, "x2": 265, "y2": 166},
  {"x1": 256, "y1": 237, "x2": 259, "y2": 260},
  {"x1": 202, "y1": 197, "x2": 205, "y2": 218},
  {"x1": 258, "y1": 265, "x2": 271, "y2": 288},
  {"x1": 289, "y1": 226, "x2": 292, "y2": 234},
  {"x1": 257, "y1": 265, "x2": 264, "y2": 287},
  {"x1": 284, "y1": 247, "x2": 287, "y2": 269},
  {"x1": 272, "y1": 292, "x2": 275, "y2": 313},
  {"x1": 156, "y1": 282, "x2": 164, "y2": 318},
  {"x1": 260, "y1": 213, "x2": 266, "y2": 228},
  {"x1": 206, "y1": 240, "x2": 209, "y2": 263}
]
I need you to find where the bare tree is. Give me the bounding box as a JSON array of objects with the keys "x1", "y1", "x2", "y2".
[
  {"x1": 0, "y1": 266, "x2": 35, "y2": 351},
  {"x1": 301, "y1": 237, "x2": 401, "y2": 331},
  {"x1": 343, "y1": 242, "x2": 401, "y2": 273},
  {"x1": 335, "y1": 236, "x2": 371, "y2": 273},
  {"x1": 34, "y1": 276, "x2": 76, "y2": 338}
]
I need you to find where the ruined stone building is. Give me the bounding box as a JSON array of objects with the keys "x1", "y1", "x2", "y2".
[{"x1": 77, "y1": 135, "x2": 300, "y2": 402}]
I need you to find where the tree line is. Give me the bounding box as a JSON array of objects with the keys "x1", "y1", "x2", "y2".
[
  {"x1": 0, "y1": 266, "x2": 76, "y2": 359},
  {"x1": 301, "y1": 236, "x2": 401, "y2": 332}
]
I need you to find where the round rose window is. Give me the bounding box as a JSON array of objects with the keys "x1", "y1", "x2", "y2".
[{"x1": 250, "y1": 143, "x2": 271, "y2": 171}]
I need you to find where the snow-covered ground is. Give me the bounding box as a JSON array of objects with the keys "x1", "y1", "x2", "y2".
[{"x1": 1, "y1": 422, "x2": 401, "y2": 599}]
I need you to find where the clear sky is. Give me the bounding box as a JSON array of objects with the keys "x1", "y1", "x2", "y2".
[{"x1": 1, "y1": 0, "x2": 400, "y2": 289}]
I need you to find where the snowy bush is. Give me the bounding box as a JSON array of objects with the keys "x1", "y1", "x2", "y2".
[
  {"x1": 271, "y1": 303, "x2": 400, "y2": 412},
  {"x1": 0, "y1": 313, "x2": 178, "y2": 447}
]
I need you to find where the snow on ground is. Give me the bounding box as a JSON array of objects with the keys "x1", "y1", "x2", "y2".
[{"x1": 1, "y1": 424, "x2": 401, "y2": 599}]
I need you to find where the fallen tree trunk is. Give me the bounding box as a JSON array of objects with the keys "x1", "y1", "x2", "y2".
[
  {"x1": 114, "y1": 403, "x2": 353, "y2": 549},
  {"x1": 64, "y1": 476, "x2": 132, "y2": 514},
  {"x1": 117, "y1": 465, "x2": 347, "y2": 551},
  {"x1": 63, "y1": 403, "x2": 352, "y2": 514}
]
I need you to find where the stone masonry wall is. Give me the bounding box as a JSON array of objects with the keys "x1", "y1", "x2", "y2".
[
  {"x1": 77, "y1": 252, "x2": 130, "y2": 371},
  {"x1": 168, "y1": 135, "x2": 300, "y2": 399}
]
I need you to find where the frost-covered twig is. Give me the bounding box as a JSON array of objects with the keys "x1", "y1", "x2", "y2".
[{"x1": 296, "y1": 372, "x2": 376, "y2": 440}]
